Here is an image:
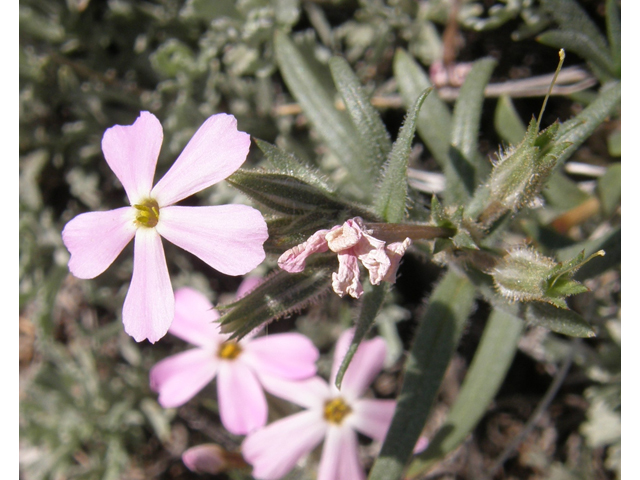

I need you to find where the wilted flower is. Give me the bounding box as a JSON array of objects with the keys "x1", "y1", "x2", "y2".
[
  {"x1": 241, "y1": 329, "x2": 396, "y2": 480},
  {"x1": 278, "y1": 217, "x2": 411, "y2": 299},
  {"x1": 61, "y1": 112, "x2": 268, "y2": 343},
  {"x1": 182, "y1": 444, "x2": 248, "y2": 475},
  {"x1": 150, "y1": 284, "x2": 319, "y2": 435}
]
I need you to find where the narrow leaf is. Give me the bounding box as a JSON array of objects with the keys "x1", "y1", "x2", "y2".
[
  {"x1": 375, "y1": 89, "x2": 430, "y2": 223},
  {"x1": 495, "y1": 95, "x2": 526, "y2": 146},
  {"x1": 540, "y1": 0, "x2": 609, "y2": 52},
  {"x1": 329, "y1": 56, "x2": 392, "y2": 168},
  {"x1": 218, "y1": 268, "x2": 333, "y2": 339},
  {"x1": 274, "y1": 32, "x2": 372, "y2": 194},
  {"x1": 406, "y1": 308, "x2": 523, "y2": 478},
  {"x1": 393, "y1": 49, "x2": 461, "y2": 204},
  {"x1": 368, "y1": 270, "x2": 476, "y2": 480},
  {"x1": 335, "y1": 284, "x2": 388, "y2": 389},
  {"x1": 449, "y1": 58, "x2": 497, "y2": 201},
  {"x1": 524, "y1": 302, "x2": 595, "y2": 338},
  {"x1": 554, "y1": 82, "x2": 620, "y2": 167},
  {"x1": 605, "y1": 0, "x2": 621, "y2": 77}
]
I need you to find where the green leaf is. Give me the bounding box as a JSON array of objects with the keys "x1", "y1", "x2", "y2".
[
  {"x1": 329, "y1": 56, "x2": 392, "y2": 169},
  {"x1": 274, "y1": 32, "x2": 372, "y2": 196},
  {"x1": 449, "y1": 58, "x2": 496, "y2": 200},
  {"x1": 543, "y1": 171, "x2": 590, "y2": 210},
  {"x1": 555, "y1": 82, "x2": 620, "y2": 167},
  {"x1": 218, "y1": 268, "x2": 333, "y2": 339},
  {"x1": 524, "y1": 302, "x2": 595, "y2": 338},
  {"x1": 406, "y1": 308, "x2": 523, "y2": 479},
  {"x1": 393, "y1": 50, "x2": 461, "y2": 204},
  {"x1": 597, "y1": 163, "x2": 621, "y2": 216},
  {"x1": 537, "y1": 30, "x2": 615, "y2": 80},
  {"x1": 335, "y1": 284, "x2": 388, "y2": 389},
  {"x1": 605, "y1": 0, "x2": 621, "y2": 77},
  {"x1": 540, "y1": 0, "x2": 609, "y2": 52},
  {"x1": 495, "y1": 95, "x2": 526, "y2": 146},
  {"x1": 375, "y1": 89, "x2": 430, "y2": 223},
  {"x1": 255, "y1": 138, "x2": 336, "y2": 192},
  {"x1": 368, "y1": 270, "x2": 476, "y2": 480},
  {"x1": 227, "y1": 168, "x2": 352, "y2": 215}
]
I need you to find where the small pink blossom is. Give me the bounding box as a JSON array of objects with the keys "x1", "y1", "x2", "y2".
[
  {"x1": 241, "y1": 329, "x2": 396, "y2": 480},
  {"x1": 61, "y1": 112, "x2": 268, "y2": 343},
  {"x1": 278, "y1": 217, "x2": 411, "y2": 299},
  {"x1": 149, "y1": 285, "x2": 319, "y2": 435}
]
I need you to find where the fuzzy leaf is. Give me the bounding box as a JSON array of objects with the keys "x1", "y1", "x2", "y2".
[
  {"x1": 369, "y1": 271, "x2": 476, "y2": 480},
  {"x1": 335, "y1": 283, "x2": 388, "y2": 389},
  {"x1": 406, "y1": 308, "x2": 523, "y2": 478},
  {"x1": 555, "y1": 82, "x2": 620, "y2": 167},
  {"x1": 449, "y1": 57, "x2": 496, "y2": 200},
  {"x1": 393, "y1": 50, "x2": 461, "y2": 204},
  {"x1": 524, "y1": 302, "x2": 595, "y2": 338},
  {"x1": 495, "y1": 95, "x2": 526, "y2": 146},
  {"x1": 375, "y1": 89, "x2": 430, "y2": 223},
  {"x1": 597, "y1": 163, "x2": 621, "y2": 216},
  {"x1": 329, "y1": 56, "x2": 392, "y2": 169},
  {"x1": 227, "y1": 169, "x2": 353, "y2": 215},
  {"x1": 218, "y1": 268, "x2": 333, "y2": 339},
  {"x1": 605, "y1": 0, "x2": 621, "y2": 77},
  {"x1": 274, "y1": 32, "x2": 373, "y2": 196},
  {"x1": 540, "y1": 0, "x2": 609, "y2": 51}
]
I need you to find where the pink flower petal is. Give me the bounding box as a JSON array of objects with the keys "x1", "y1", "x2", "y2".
[
  {"x1": 242, "y1": 333, "x2": 319, "y2": 379},
  {"x1": 317, "y1": 426, "x2": 365, "y2": 480},
  {"x1": 259, "y1": 375, "x2": 330, "y2": 410},
  {"x1": 122, "y1": 228, "x2": 174, "y2": 343},
  {"x1": 217, "y1": 361, "x2": 267, "y2": 435},
  {"x1": 382, "y1": 238, "x2": 411, "y2": 283},
  {"x1": 332, "y1": 253, "x2": 363, "y2": 298},
  {"x1": 149, "y1": 348, "x2": 219, "y2": 408},
  {"x1": 151, "y1": 113, "x2": 250, "y2": 206},
  {"x1": 326, "y1": 220, "x2": 363, "y2": 252},
  {"x1": 156, "y1": 205, "x2": 268, "y2": 276},
  {"x1": 182, "y1": 444, "x2": 228, "y2": 474},
  {"x1": 358, "y1": 242, "x2": 391, "y2": 285},
  {"x1": 277, "y1": 229, "x2": 331, "y2": 273},
  {"x1": 236, "y1": 276, "x2": 263, "y2": 299},
  {"x1": 169, "y1": 287, "x2": 224, "y2": 348},
  {"x1": 62, "y1": 207, "x2": 136, "y2": 279},
  {"x1": 350, "y1": 398, "x2": 396, "y2": 441},
  {"x1": 242, "y1": 410, "x2": 327, "y2": 480},
  {"x1": 101, "y1": 111, "x2": 162, "y2": 204},
  {"x1": 331, "y1": 330, "x2": 387, "y2": 398}
]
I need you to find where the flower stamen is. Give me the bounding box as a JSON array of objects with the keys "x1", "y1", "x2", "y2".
[
  {"x1": 218, "y1": 341, "x2": 243, "y2": 360},
  {"x1": 134, "y1": 199, "x2": 160, "y2": 228},
  {"x1": 323, "y1": 397, "x2": 352, "y2": 425}
]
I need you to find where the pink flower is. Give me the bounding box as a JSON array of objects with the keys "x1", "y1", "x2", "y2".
[
  {"x1": 149, "y1": 285, "x2": 319, "y2": 435},
  {"x1": 61, "y1": 112, "x2": 268, "y2": 343},
  {"x1": 241, "y1": 329, "x2": 396, "y2": 480},
  {"x1": 182, "y1": 444, "x2": 247, "y2": 474},
  {"x1": 278, "y1": 217, "x2": 411, "y2": 299}
]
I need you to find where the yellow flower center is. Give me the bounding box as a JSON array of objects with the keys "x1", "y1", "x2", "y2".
[
  {"x1": 217, "y1": 341, "x2": 243, "y2": 360},
  {"x1": 134, "y1": 199, "x2": 160, "y2": 228},
  {"x1": 323, "y1": 397, "x2": 352, "y2": 425}
]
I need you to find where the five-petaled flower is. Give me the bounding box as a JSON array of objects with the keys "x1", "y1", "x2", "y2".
[
  {"x1": 62, "y1": 112, "x2": 268, "y2": 343},
  {"x1": 241, "y1": 328, "x2": 397, "y2": 480},
  {"x1": 149, "y1": 284, "x2": 320, "y2": 435},
  {"x1": 278, "y1": 217, "x2": 411, "y2": 299}
]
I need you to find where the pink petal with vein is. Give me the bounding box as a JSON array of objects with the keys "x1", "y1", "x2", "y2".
[
  {"x1": 332, "y1": 253, "x2": 363, "y2": 298},
  {"x1": 156, "y1": 205, "x2": 268, "y2": 276},
  {"x1": 331, "y1": 330, "x2": 387, "y2": 398},
  {"x1": 101, "y1": 111, "x2": 162, "y2": 204},
  {"x1": 123, "y1": 228, "x2": 174, "y2": 343},
  {"x1": 259, "y1": 375, "x2": 330, "y2": 410},
  {"x1": 350, "y1": 398, "x2": 396, "y2": 441},
  {"x1": 217, "y1": 361, "x2": 267, "y2": 435},
  {"x1": 149, "y1": 348, "x2": 218, "y2": 407},
  {"x1": 151, "y1": 113, "x2": 250, "y2": 206},
  {"x1": 277, "y1": 229, "x2": 331, "y2": 273},
  {"x1": 243, "y1": 333, "x2": 319, "y2": 379},
  {"x1": 317, "y1": 427, "x2": 365, "y2": 480},
  {"x1": 169, "y1": 287, "x2": 223, "y2": 348},
  {"x1": 62, "y1": 207, "x2": 136, "y2": 279},
  {"x1": 242, "y1": 410, "x2": 326, "y2": 480},
  {"x1": 326, "y1": 220, "x2": 362, "y2": 252}
]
